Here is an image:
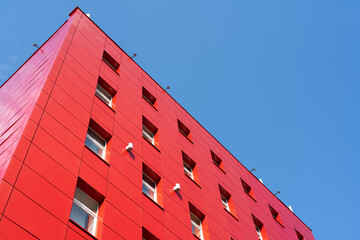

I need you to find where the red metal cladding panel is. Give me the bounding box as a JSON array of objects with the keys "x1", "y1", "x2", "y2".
[
  {"x1": 106, "y1": 183, "x2": 142, "y2": 225},
  {"x1": 15, "y1": 165, "x2": 73, "y2": 224},
  {"x1": 24, "y1": 144, "x2": 77, "y2": 198},
  {"x1": 44, "y1": 96, "x2": 88, "y2": 141},
  {"x1": 103, "y1": 203, "x2": 141, "y2": 240},
  {"x1": 0, "y1": 180, "x2": 12, "y2": 215},
  {"x1": 78, "y1": 161, "x2": 107, "y2": 197},
  {"x1": 0, "y1": 7, "x2": 315, "y2": 240},
  {"x1": 32, "y1": 127, "x2": 81, "y2": 176},
  {"x1": 0, "y1": 217, "x2": 38, "y2": 240},
  {"x1": 4, "y1": 189, "x2": 67, "y2": 239},
  {"x1": 108, "y1": 166, "x2": 141, "y2": 201}
]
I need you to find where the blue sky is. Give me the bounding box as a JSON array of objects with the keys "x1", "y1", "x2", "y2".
[{"x1": 1, "y1": 1, "x2": 359, "y2": 239}]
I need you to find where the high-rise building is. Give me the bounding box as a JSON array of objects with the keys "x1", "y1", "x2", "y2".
[{"x1": 0, "y1": 7, "x2": 314, "y2": 240}]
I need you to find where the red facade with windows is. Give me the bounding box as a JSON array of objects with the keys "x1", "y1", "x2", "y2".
[{"x1": 0, "y1": 7, "x2": 315, "y2": 240}]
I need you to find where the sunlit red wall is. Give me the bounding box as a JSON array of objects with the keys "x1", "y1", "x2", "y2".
[{"x1": 0, "y1": 7, "x2": 315, "y2": 240}]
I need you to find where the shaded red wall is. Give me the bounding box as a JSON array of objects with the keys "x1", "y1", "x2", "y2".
[{"x1": 0, "y1": 7, "x2": 315, "y2": 240}]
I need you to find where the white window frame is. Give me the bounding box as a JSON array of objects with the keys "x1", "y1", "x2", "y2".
[
  {"x1": 221, "y1": 194, "x2": 230, "y2": 211},
  {"x1": 95, "y1": 84, "x2": 112, "y2": 106},
  {"x1": 190, "y1": 213, "x2": 203, "y2": 240},
  {"x1": 86, "y1": 128, "x2": 107, "y2": 159},
  {"x1": 183, "y1": 161, "x2": 194, "y2": 179},
  {"x1": 255, "y1": 225, "x2": 264, "y2": 240},
  {"x1": 142, "y1": 173, "x2": 157, "y2": 202},
  {"x1": 142, "y1": 125, "x2": 155, "y2": 145},
  {"x1": 71, "y1": 188, "x2": 99, "y2": 236}
]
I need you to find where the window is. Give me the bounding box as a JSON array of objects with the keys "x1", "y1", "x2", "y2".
[
  {"x1": 85, "y1": 128, "x2": 106, "y2": 158},
  {"x1": 295, "y1": 229, "x2": 304, "y2": 240},
  {"x1": 221, "y1": 194, "x2": 230, "y2": 211},
  {"x1": 268, "y1": 205, "x2": 283, "y2": 226},
  {"x1": 102, "y1": 51, "x2": 119, "y2": 72},
  {"x1": 210, "y1": 150, "x2": 225, "y2": 172},
  {"x1": 182, "y1": 151, "x2": 194, "y2": 178},
  {"x1": 85, "y1": 119, "x2": 111, "y2": 160},
  {"x1": 241, "y1": 179, "x2": 256, "y2": 200},
  {"x1": 183, "y1": 161, "x2": 193, "y2": 179},
  {"x1": 189, "y1": 203, "x2": 208, "y2": 240},
  {"x1": 255, "y1": 225, "x2": 264, "y2": 240},
  {"x1": 143, "y1": 125, "x2": 154, "y2": 145},
  {"x1": 191, "y1": 212, "x2": 203, "y2": 239},
  {"x1": 142, "y1": 116, "x2": 158, "y2": 148},
  {"x1": 70, "y1": 188, "x2": 98, "y2": 235},
  {"x1": 178, "y1": 120, "x2": 192, "y2": 141},
  {"x1": 252, "y1": 215, "x2": 268, "y2": 240},
  {"x1": 218, "y1": 185, "x2": 237, "y2": 219},
  {"x1": 69, "y1": 179, "x2": 104, "y2": 237},
  {"x1": 142, "y1": 227, "x2": 159, "y2": 240},
  {"x1": 95, "y1": 77, "x2": 116, "y2": 108},
  {"x1": 182, "y1": 151, "x2": 201, "y2": 186},
  {"x1": 142, "y1": 163, "x2": 162, "y2": 205},
  {"x1": 142, "y1": 87, "x2": 157, "y2": 108},
  {"x1": 142, "y1": 173, "x2": 157, "y2": 201}
]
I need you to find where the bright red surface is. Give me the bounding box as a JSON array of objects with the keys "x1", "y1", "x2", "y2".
[{"x1": 0, "y1": 7, "x2": 315, "y2": 240}]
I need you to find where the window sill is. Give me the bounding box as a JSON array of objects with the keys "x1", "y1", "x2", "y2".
[
  {"x1": 69, "y1": 219, "x2": 98, "y2": 240},
  {"x1": 223, "y1": 208, "x2": 239, "y2": 221},
  {"x1": 274, "y1": 218, "x2": 285, "y2": 228},
  {"x1": 142, "y1": 192, "x2": 164, "y2": 211},
  {"x1": 185, "y1": 174, "x2": 201, "y2": 189},
  {"x1": 95, "y1": 95, "x2": 116, "y2": 113},
  {"x1": 214, "y1": 164, "x2": 226, "y2": 174},
  {"x1": 103, "y1": 61, "x2": 120, "y2": 75},
  {"x1": 142, "y1": 136, "x2": 161, "y2": 152},
  {"x1": 84, "y1": 145, "x2": 110, "y2": 166},
  {"x1": 143, "y1": 98, "x2": 158, "y2": 111},
  {"x1": 192, "y1": 233, "x2": 202, "y2": 240},
  {"x1": 244, "y1": 192, "x2": 257, "y2": 202},
  {"x1": 179, "y1": 133, "x2": 193, "y2": 144}
]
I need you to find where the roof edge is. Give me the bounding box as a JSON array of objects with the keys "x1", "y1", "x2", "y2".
[{"x1": 68, "y1": 6, "x2": 312, "y2": 232}]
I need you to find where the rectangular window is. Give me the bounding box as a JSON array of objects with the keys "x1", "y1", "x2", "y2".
[
  {"x1": 95, "y1": 77, "x2": 116, "y2": 108},
  {"x1": 142, "y1": 87, "x2": 157, "y2": 108},
  {"x1": 210, "y1": 150, "x2": 225, "y2": 172},
  {"x1": 85, "y1": 128, "x2": 106, "y2": 159},
  {"x1": 85, "y1": 119, "x2": 112, "y2": 160},
  {"x1": 142, "y1": 173, "x2": 157, "y2": 202},
  {"x1": 70, "y1": 188, "x2": 99, "y2": 236},
  {"x1": 142, "y1": 116, "x2": 158, "y2": 148},
  {"x1": 182, "y1": 151, "x2": 200, "y2": 185},
  {"x1": 241, "y1": 179, "x2": 256, "y2": 200},
  {"x1": 189, "y1": 202, "x2": 207, "y2": 240},
  {"x1": 178, "y1": 119, "x2": 192, "y2": 141},
  {"x1": 221, "y1": 194, "x2": 230, "y2": 211},
  {"x1": 142, "y1": 227, "x2": 159, "y2": 240},
  {"x1": 255, "y1": 225, "x2": 264, "y2": 240},
  {"x1": 269, "y1": 205, "x2": 283, "y2": 226},
  {"x1": 102, "y1": 51, "x2": 119, "y2": 72},
  {"x1": 183, "y1": 161, "x2": 194, "y2": 179},
  {"x1": 142, "y1": 125, "x2": 155, "y2": 145},
  {"x1": 96, "y1": 84, "x2": 112, "y2": 105},
  {"x1": 252, "y1": 215, "x2": 267, "y2": 240},
  {"x1": 295, "y1": 229, "x2": 304, "y2": 240},
  {"x1": 191, "y1": 212, "x2": 203, "y2": 239},
  {"x1": 218, "y1": 185, "x2": 237, "y2": 218},
  {"x1": 142, "y1": 163, "x2": 162, "y2": 206}
]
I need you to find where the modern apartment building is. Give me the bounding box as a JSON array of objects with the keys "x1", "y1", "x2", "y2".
[{"x1": 0, "y1": 7, "x2": 315, "y2": 240}]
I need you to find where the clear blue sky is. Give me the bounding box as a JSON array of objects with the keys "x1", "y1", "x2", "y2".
[{"x1": 1, "y1": 1, "x2": 359, "y2": 239}]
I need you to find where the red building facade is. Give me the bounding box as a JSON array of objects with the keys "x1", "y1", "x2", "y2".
[{"x1": 0, "y1": 7, "x2": 315, "y2": 240}]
